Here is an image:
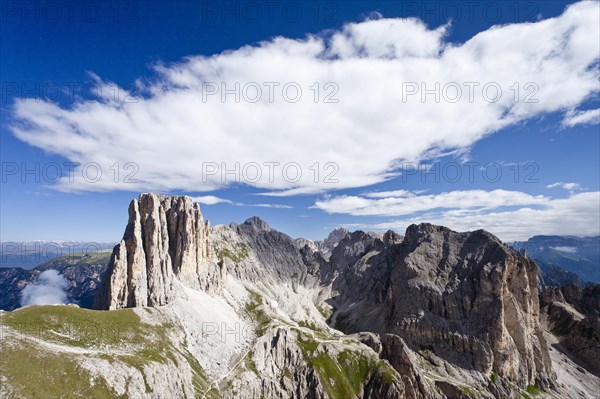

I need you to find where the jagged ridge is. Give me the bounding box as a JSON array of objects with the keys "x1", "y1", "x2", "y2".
[{"x1": 82, "y1": 194, "x2": 598, "y2": 398}]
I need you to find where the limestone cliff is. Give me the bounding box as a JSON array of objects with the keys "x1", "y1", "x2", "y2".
[
  {"x1": 328, "y1": 223, "x2": 555, "y2": 391},
  {"x1": 94, "y1": 193, "x2": 220, "y2": 309}
]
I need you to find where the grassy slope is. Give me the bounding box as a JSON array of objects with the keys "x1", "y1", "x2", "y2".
[
  {"x1": 2, "y1": 290, "x2": 401, "y2": 399},
  {"x1": 0, "y1": 305, "x2": 212, "y2": 399}
]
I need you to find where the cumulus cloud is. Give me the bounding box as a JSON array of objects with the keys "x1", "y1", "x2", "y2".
[
  {"x1": 9, "y1": 1, "x2": 600, "y2": 195},
  {"x1": 20, "y1": 270, "x2": 70, "y2": 306},
  {"x1": 562, "y1": 108, "x2": 600, "y2": 127},
  {"x1": 314, "y1": 190, "x2": 600, "y2": 241}
]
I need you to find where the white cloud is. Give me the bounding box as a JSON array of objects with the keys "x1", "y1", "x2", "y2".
[
  {"x1": 315, "y1": 189, "x2": 548, "y2": 216},
  {"x1": 562, "y1": 108, "x2": 600, "y2": 127},
  {"x1": 21, "y1": 270, "x2": 70, "y2": 306},
  {"x1": 364, "y1": 189, "x2": 417, "y2": 198},
  {"x1": 191, "y1": 196, "x2": 291, "y2": 209},
  {"x1": 319, "y1": 191, "x2": 599, "y2": 241},
  {"x1": 551, "y1": 246, "x2": 578, "y2": 254},
  {"x1": 546, "y1": 182, "x2": 583, "y2": 191},
  {"x1": 253, "y1": 203, "x2": 293, "y2": 209},
  {"x1": 10, "y1": 1, "x2": 600, "y2": 195},
  {"x1": 191, "y1": 195, "x2": 233, "y2": 205}
]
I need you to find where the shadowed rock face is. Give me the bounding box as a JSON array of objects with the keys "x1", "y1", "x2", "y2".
[
  {"x1": 541, "y1": 284, "x2": 600, "y2": 374},
  {"x1": 330, "y1": 223, "x2": 554, "y2": 389}
]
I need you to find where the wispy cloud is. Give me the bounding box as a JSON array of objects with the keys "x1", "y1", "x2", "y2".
[
  {"x1": 9, "y1": 1, "x2": 599, "y2": 195},
  {"x1": 190, "y1": 195, "x2": 233, "y2": 205},
  {"x1": 191, "y1": 196, "x2": 291, "y2": 209},
  {"x1": 252, "y1": 204, "x2": 292, "y2": 209},
  {"x1": 315, "y1": 189, "x2": 548, "y2": 217},
  {"x1": 551, "y1": 246, "x2": 578, "y2": 254},
  {"x1": 562, "y1": 108, "x2": 600, "y2": 127},
  {"x1": 314, "y1": 190, "x2": 600, "y2": 241},
  {"x1": 363, "y1": 189, "x2": 417, "y2": 198},
  {"x1": 546, "y1": 182, "x2": 583, "y2": 192}
]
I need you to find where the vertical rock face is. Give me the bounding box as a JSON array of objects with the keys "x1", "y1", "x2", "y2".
[
  {"x1": 94, "y1": 194, "x2": 214, "y2": 310},
  {"x1": 330, "y1": 223, "x2": 555, "y2": 390}
]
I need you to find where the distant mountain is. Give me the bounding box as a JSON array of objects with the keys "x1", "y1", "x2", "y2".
[
  {"x1": 541, "y1": 264, "x2": 587, "y2": 287},
  {"x1": 0, "y1": 241, "x2": 115, "y2": 269},
  {"x1": 0, "y1": 251, "x2": 111, "y2": 310},
  {"x1": 294, "y1": 227, "x2": 350, "y2": 259},
  {"x1": 511, "y1": 235, "x2": 600, "y2": 284}
]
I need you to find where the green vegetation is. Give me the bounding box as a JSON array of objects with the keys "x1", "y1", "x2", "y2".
[
  {"x1": 244, "y1": 289, "x2": 270, "y2": 335},
  {"x1": 375, "y1": 360, "x2": 399, "y2": 385},
  {"x1": 525, "y1": 385, "x2": 543, "y2": 395},
  {"x1": 460, "y1": 385, "x2": 477, "y2": 397},
  {"x1": 317, "y1": 305, "x2": 333, "y2": 320},
  {"x1": 1, "y1": 305, "x2": 213, "y2": 398},
  {"x1": 0, "y1": 342, "x2": 121, "y2": 399},
  {"x1": 490, "y1": 371, "x2": 499, "y2": 383},
  {"x1": 217, "y1": 243, "x2": 249, "y2": 263},
  {"x1": 179, "y1": 347, "x2": 215, "y2": 398},
  {"x1": 296, "y1": 333, "x2": 398, "y2": 399},
  {"x1": 297, "y1": 320, "x2": 330, "y2": 340},
  {"x1": 245, "y1": 351, "x2": 260, "y2": 376},
  {"x1": 2, "y1": 304, "x2": 147, "y2": 348},
  {"x1": 283, "y1": 367, "x2": 293, "y2": 380}
]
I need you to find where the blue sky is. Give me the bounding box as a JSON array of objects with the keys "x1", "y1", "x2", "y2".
[{"x1": 1, "y1": 0, "x2": 599, "y2": 242}]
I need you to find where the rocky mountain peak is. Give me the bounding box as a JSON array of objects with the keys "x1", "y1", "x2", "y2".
[
  {"x1": 242, "y1": 216, "x2": 271, "y2": 232},
  {"x1": 382, "y1": 229, "x2": 402, "y2": 245},
  {"x1": 94, "y1": 193, "x2": 216, "y2": 310},
  {"x1": 324, "y1": 226, "x2": 349, "y2": 247}
]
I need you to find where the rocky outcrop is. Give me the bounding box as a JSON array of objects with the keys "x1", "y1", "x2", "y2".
[
  {"x1": 233, "y1": 217, "x2": 315, "y2": 285},
  {"x1": 94, "y1": 194, "x2": 218, "y2": 310},
  {"x1": 380, "y1": 334, "x2": 443, "y2": 399},
  {"x1": 330, "y1": 224, "x2": 555, "y2": 391}
]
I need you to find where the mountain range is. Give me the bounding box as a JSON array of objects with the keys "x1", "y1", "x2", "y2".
[
  {"x1": 511, "y1": 236, "x2": 600, "y2": 284},
  {"x1": 0, "y1": 193, "x2": 598, "y2": 398},
  {"x1": 0, "y1": 242, "x2": 115, "y2": 270}
]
